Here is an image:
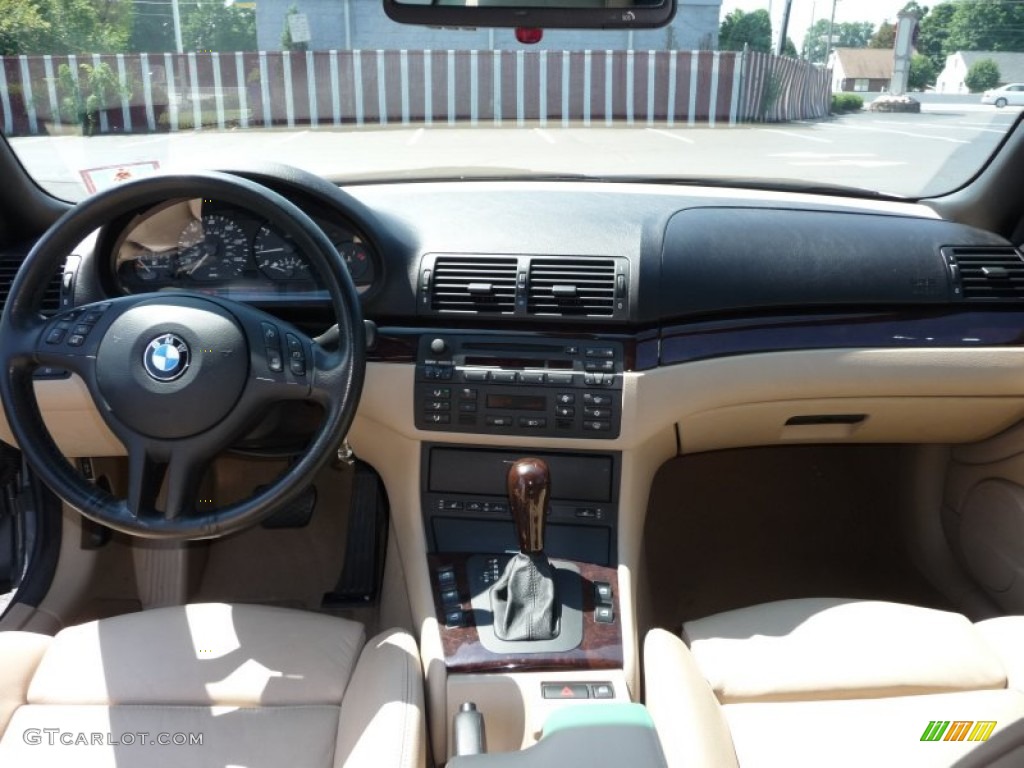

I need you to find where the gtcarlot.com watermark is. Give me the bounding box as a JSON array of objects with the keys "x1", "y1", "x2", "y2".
[{"x1": 23, "y1": 729, "x2": 203, "y2": 747}]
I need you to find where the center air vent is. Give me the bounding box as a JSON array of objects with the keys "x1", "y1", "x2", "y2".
[
  {"x1": 428, "y1": 256, "x2": 517, "y2": 315},
  {"x1": 527, "y1": 258, "x2": 617, "y2": 317},
  {"x1": 945, "y1": 247, "x2": 1024, "y2": 301}
]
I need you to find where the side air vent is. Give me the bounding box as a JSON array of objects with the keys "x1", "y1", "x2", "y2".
[
  {"x1": 0, "y1": 256, "x2": 64, "y2": 315},
  {"x1": 428, "y1": 256, "x2": 518, "y2": 315},
  {"x1": 945, "y1": 247, "x2": 1024, "y2": 301},
  {"x1": 527, "y1": 258, "x2": 617, "y2": 317}
]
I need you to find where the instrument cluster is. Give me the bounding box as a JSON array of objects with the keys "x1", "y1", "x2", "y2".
[{"x1": 112, "y1": 199, "x2": 376, "y2": 302}]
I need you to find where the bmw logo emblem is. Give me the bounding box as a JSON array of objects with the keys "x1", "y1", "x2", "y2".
[{"x1": 143, "y1": 334, "x2": 190, "y2": 382}]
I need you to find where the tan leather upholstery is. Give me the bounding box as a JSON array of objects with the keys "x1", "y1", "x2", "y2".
[
  {"x1": 643, "y1": 628, "x2": 738, "y2": 768},
  {"x1": 0, "y1": 603, "x2": 425, "y2": 768},
  {"x1": 646, "y1": 599, "x2": 1024, "y2": 768},
  {"x1": 682, "y1": 598, "x2": 1008, "y2": 704},
  {"x1": 0, "y1": 631, "x2": 51, "y2": 736}
]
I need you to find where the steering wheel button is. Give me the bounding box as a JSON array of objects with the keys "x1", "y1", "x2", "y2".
[
  {"x1": 267, "y1": 349, "x2": 284, "y2": 372},
  {"x1": 45, "y1": 328, "x2": 66, "y2": 344},
  {"x1": 289, "y1": 360, "x2": 306, "y2": 377},
  {"x1": 66, "y1": 334, "x2": 86, "y2": 347},
  {"x1": 72, "y1": 324, "x2": 91, "y2": 336},
  {"x1": 261, "y1": 322, "x2": 280, "y2": 346},
  {"x1": 81, "y1": 311, "x2": 104, "y2": 324}
]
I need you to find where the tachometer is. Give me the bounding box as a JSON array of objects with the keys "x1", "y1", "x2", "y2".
[
  {"x1": 253, "y1": 225, "x2": 312, "y2": 281},
  {"x1": 176, "y1": 214, "x2": 249, "y2": 281}
]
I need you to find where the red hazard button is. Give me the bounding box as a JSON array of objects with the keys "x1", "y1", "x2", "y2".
[{"x1": 541, "y1": 683, "x2": 591, "y2": 699}]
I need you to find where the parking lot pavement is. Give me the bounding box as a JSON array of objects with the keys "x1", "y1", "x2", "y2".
[{"x1": 8, "y1": 105, "x2": 1021, "y2": 200}]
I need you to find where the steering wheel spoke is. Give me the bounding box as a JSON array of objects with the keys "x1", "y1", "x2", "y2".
[
  {"x1": 125, "y1": 442, "x2": 168, "y2": 521},
  {"x1": 126, "y1": 441, "x2": 209, "y2": 521}
]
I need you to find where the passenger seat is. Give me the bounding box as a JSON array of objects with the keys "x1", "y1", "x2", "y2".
[{"x1": 644, "y1": 598, "x2": 1024, "y2": 767}]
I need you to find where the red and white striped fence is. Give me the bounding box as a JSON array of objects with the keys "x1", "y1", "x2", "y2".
[{"x1": 0, "y1": 49, "x2": 830, "y2": 136}]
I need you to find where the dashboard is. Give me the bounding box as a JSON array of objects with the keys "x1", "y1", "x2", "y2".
[
  {"x1": 107, "y1": 196, "x2": 377, "y2": 304},
  {"x1": 14, "y1": 163, "x2": 1024, "y2": 461}
]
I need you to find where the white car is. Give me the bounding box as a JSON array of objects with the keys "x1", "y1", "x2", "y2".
[{"x1": 982, "y1": 83, "x2": 1024, "y2": 107}]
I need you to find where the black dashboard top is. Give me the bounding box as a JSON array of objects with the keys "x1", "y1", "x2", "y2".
[{"x1": 75, "y1": 167, "x2": 1022, "y2": 329}]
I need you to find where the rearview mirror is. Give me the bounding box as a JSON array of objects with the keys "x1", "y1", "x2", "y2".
[{"x1": 383, "y1": 0, "x2": 676, "y2": 30}]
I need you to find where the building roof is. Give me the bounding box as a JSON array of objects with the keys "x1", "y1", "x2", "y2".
[
  {"x1": 956, "y1": 51, "x2": 1024, "y2": 84},
  {"x1": 831, "y1": 48, "x2": 894, "y2": 81}
]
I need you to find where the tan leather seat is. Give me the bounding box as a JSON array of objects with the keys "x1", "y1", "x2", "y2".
[
  {"x1": 0, "y1": 603, "x2": 425, "y2": 767},
  {"x1": 644, "y1": 598, "x2": 1024, "y2": 768}
]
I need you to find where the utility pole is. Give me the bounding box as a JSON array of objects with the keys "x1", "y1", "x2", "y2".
[
  {"x1": 171, "y1": 0, "x2": 184, "y2": 53},
  {"x1": 775, "y1": 0, "x2": 793, "y2": 56},
  {"x1": 807, "y1": 1, "x2": 817, "y2": 61},
  {"x1": 823, "y1": 0, "x2": 839, "y2": 70}
]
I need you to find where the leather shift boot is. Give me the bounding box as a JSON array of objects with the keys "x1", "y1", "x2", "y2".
[{"x1": 490, "y1": 552, "x2": 559, "y2": 641}]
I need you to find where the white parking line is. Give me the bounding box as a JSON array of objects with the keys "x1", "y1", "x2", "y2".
[
  {"x1": 957, "y1": 120, "x2": 1018, "y2": 129},
  {"x1": 788, "y1": 159, "x2": 907, "y2": 168},
  {"x1": 406, "y1": 127, "x2": 424, "y2": 146},
  {"x1": 118, "y1": 136, "x2": 170, "y2": 148},
  {"x1": 758, "y1": 129, "x2": 832, "y2": 144},
  {"x1": 870, "y1": 120, "x2": 1006, "y2": 135},
  {"x1": 268, "y1": 130, "x2": 310, "y2": 146},
  {"x1": 770, "y1": 152, "x2": 874, "y2": 158},
  {"x1": 646, "y1": 128, "x2": 694, "y2": 144},
  {"x1": 815, "y1": 123, "x2": 968, "y2": 144},
  {"x1": 533, "y1": 128, "x2": 556, "y2": 145}
]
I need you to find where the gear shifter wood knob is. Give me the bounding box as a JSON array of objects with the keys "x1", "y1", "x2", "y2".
[{"x1": 507, "y1": 457, "x2": 550, "y2": 554}]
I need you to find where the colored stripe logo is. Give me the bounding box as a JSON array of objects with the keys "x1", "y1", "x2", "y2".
[{"x1": 921, "y1": 721, "x2": 997, "y2": 742}]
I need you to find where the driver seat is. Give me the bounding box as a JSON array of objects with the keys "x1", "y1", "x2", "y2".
[{"x1": 0, "y1": 602, "x2": 425, "y2": 767}]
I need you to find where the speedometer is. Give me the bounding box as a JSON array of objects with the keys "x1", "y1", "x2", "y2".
[{"x1": 176, "y1": 214, "x2": 249, "y2": 281}]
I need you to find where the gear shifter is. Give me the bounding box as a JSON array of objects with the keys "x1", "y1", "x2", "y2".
[{"x1": 490, "y1": 458, "x2": 559, "y2": 641}]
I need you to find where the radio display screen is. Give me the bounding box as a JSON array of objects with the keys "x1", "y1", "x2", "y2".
[
  {"x1": 464, "y1": 356, "x2": 573, "y2": 370},
  {"x1": 486, "y1": 394, "x2": 546, "y2": 411}
]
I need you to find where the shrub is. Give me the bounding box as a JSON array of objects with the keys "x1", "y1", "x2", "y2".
[
  {"x1": 831, "y1": 93, "x2": 864, "y2": 113},
  {"x1": 965, "y1": 59, "x2": 1000, "y2": 93}
]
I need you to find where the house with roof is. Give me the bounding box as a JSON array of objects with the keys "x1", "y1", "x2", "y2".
[
  {"x1": 936, "y1": 52, "x2": 1024, "y2": 94},
  {"x1": 827, "y1": 48, "x2": 894, "y2": 93}
]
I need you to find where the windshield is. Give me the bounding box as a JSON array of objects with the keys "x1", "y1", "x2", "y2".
[{"x1": 1, "y1": 0, "x2": 1022, "y2": 200}]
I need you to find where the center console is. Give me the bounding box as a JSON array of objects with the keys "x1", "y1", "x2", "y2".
[
  {"x1": 422, "y1": 445, "x2": 628, "y2": 757},
  {"x1": 409, "y1": 332, "x2": 634, "y2": 759}
]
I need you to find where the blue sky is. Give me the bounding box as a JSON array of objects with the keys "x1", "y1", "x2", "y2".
[{"x1": 719, "y1": 1, "x2": 912, "y2": 49}]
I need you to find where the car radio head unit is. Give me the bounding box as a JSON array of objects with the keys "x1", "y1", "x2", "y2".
[{"x1": 415, "y1": 335, "x2": 623, "y2": 439}]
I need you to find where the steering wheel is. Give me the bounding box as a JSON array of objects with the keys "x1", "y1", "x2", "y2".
[{"x1": 0, "y1": 172, "x2": 365, "y2": 539}]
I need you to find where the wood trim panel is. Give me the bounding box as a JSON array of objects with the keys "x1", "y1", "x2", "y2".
[{"x1": 428, "y1": 554, "x2": 623, "y2": 674}]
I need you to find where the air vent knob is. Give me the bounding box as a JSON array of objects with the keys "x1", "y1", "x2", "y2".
[{"x1": 430, "y1": 338, "x2": 448, "y2": 355}]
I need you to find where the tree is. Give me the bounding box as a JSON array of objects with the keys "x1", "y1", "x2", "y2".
[
  {"x1": 916, "y1": 2, "x2": 957, "y2": 73},
  {"x1": 182, "y1": 1, "x2": 256, "y2": 52},
  {"x1": 783, "y1": 37, "x2": 798, "y2": 58},
  {"x1": 1, "y1": 0, "x2": 131, "y2": 54},
  {"x1": 719, "y1": 9, "x2": 772, "y2": 53},
  {"x1": 945, "y1": 0, "x2": 1024, "y2": 54},
  {"x1": 803, "y1": 20, "x2": 876, "y2": 64},
  {"x1": 900, "y1": 2, "x2": 928, "y2": 21},
  {"x1": 964, "y1": 58, "x2": 1000, "y2": 92},
  {"x1": 0, "y1": 0, "x2": 51, "y2": 55},
  {"x1": 130, "y1": 3, "x2": 175, "y2": 53},
  {"x1": 908, "y1": 52, "x2": 936, "y2": 90},
  {"x1": 870, "y1": 21, "x2": 896, "y2": 49}
]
